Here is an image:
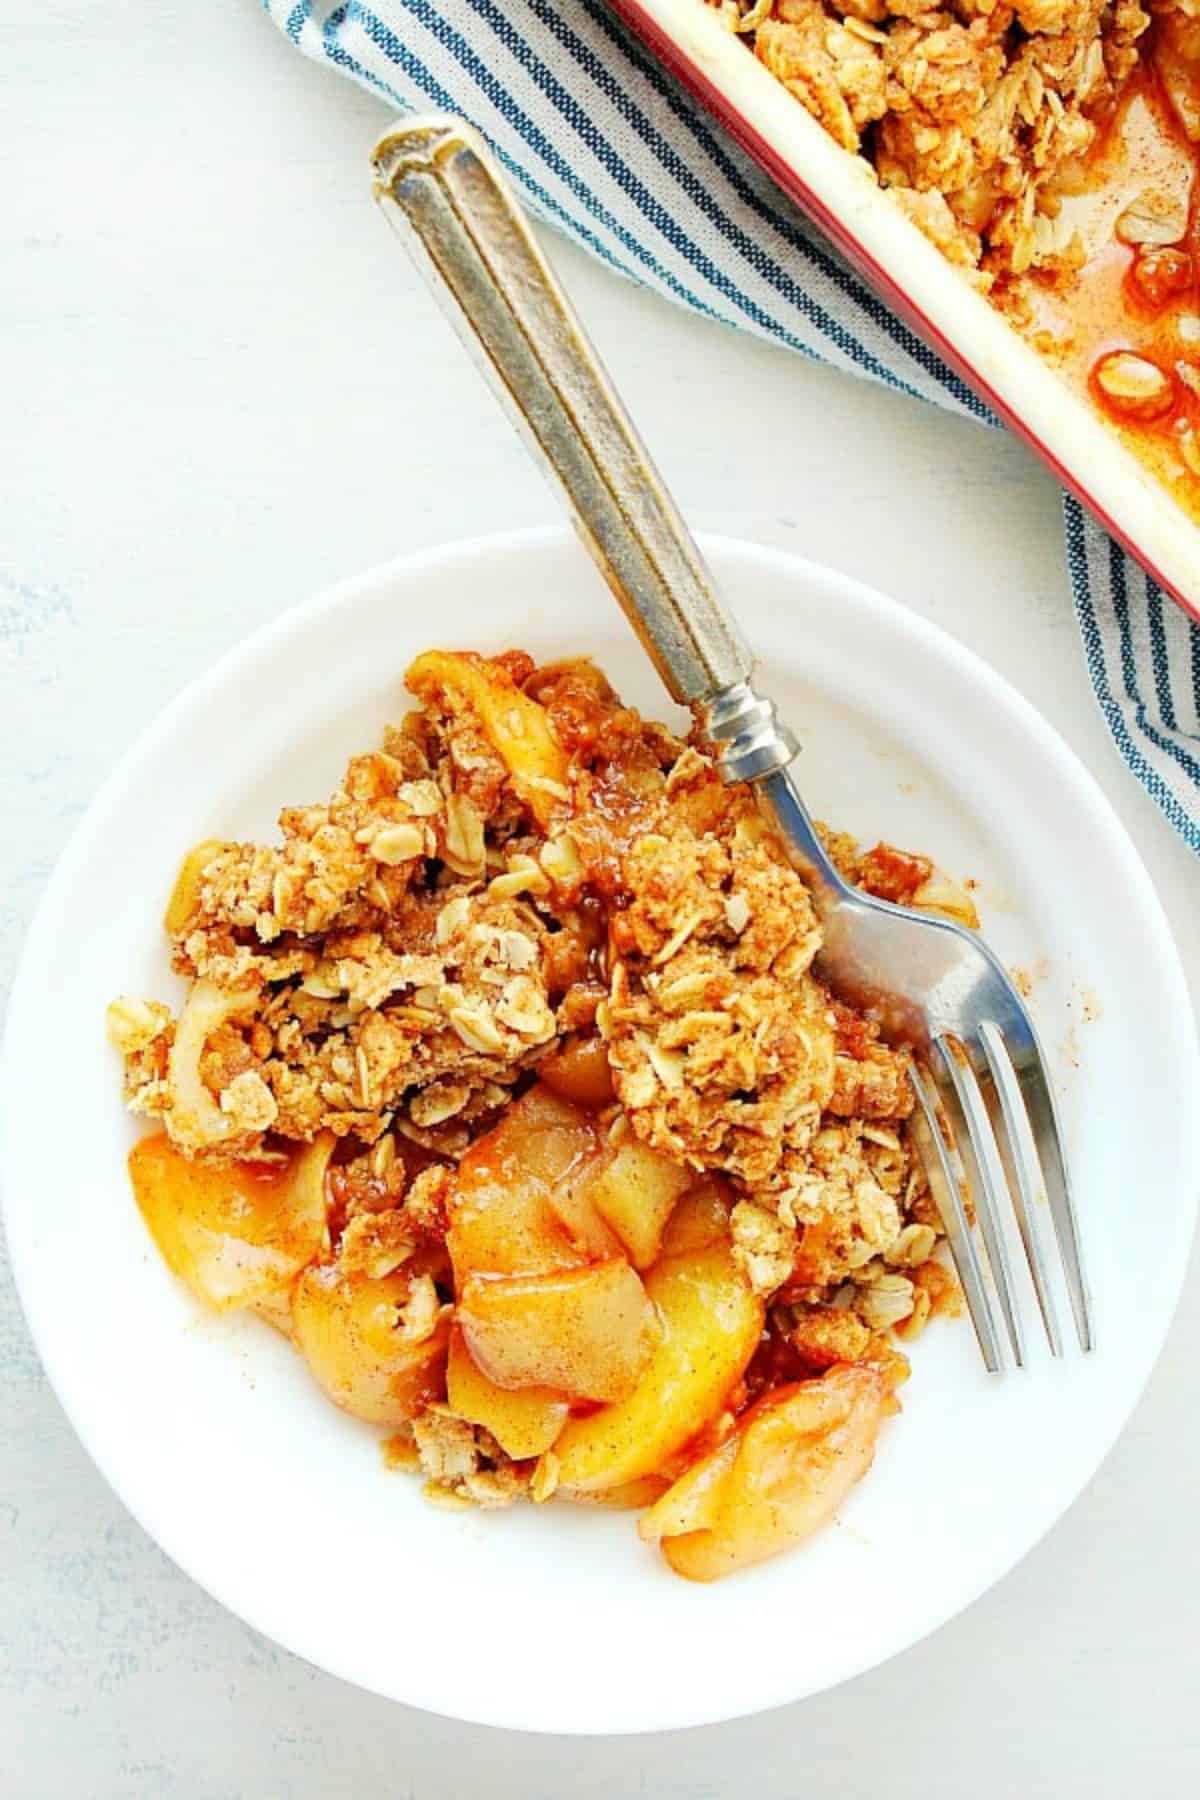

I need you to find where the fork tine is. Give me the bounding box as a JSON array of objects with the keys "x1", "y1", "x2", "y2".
[
  {"x1": 907, "y1": 1059, "x2": 1002, "y2": 1373},
  {"x1": 979, "y1": 1022, "x2": 1064, "y2": 1357},
  {"x1": 934, "y1": 1035, "x2": 1026, "y2": 1367},
  {"x1": 998, "y1": 1029, "x2": 1093, "y2": 1352}
]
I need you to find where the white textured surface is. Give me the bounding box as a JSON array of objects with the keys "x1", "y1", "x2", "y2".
[{"x1": 1, "y1": 0, "x2": 1197, "y2": 1791}]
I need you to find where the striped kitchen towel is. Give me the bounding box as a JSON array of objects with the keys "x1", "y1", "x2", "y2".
[{"x1": 267, "y1": 0, "x2": 1200, "y2": 856}]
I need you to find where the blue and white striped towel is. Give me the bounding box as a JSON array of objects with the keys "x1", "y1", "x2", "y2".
[{"x1": 268, "y1": 0, "x2": 1200, "y2": 856}]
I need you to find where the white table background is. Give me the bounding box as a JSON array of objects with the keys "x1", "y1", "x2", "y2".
[{"x1": 3, "y1": 3, "x2": 1198, "y2": 1793}]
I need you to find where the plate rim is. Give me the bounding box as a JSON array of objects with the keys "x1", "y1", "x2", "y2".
[{"x1": 4, "y1": 525, "x2": 1198, "y2": 1733}]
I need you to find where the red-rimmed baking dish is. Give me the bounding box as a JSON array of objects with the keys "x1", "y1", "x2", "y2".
[{"x1": 608, "y1": 0, "x2": 1200, "y2": 621}]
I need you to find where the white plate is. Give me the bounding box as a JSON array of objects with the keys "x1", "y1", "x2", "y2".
[{"x1": 3, "y1": 529, "x2": 1197, "y2": 1734}]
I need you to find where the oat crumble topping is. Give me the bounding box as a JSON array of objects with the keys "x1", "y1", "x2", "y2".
[
  {"x1": 113, "y1": 647, "x2": 977, "y2": 1576},
  {"x1": 707, "y1": 0, "x2": 1161, "y2": 303}
]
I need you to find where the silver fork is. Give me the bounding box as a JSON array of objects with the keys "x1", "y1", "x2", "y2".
[{"x1": 371, "y1": 115, "x2": 1093, "y2": 1371}]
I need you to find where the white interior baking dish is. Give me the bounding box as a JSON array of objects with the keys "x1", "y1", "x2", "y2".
[{"x1": 609, "y1": 0, "x2": 1200, "y2": 621}]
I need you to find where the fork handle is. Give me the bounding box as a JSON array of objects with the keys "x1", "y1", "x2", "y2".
[{"x1": 371, "y1": 115, "x2": 797, "y2": 784}]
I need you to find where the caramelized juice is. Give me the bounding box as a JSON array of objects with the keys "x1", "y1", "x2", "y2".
[{"x1": 1030, "y1": 45, "x2": 1200, "y2": 523}]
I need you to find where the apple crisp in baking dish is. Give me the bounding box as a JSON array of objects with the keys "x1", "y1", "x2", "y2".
[
  {"x1": 708, "y1": 0, "x2": 1200, "y2": 517},
  {"x1": 108, "y1": 649, "x2": 968, "y2": 1581}
]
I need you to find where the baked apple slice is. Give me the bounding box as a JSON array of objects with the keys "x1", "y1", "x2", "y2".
[
  {"x1": 128, "y1": 1129, "x2": 332, "y2": 1311},
  {"x1": 538, "y1": 1035, "x2": 615, "y2": 1110},
  {"x1": 639, "y1": 1364, "x2": 888, "y2": 1581},
  {"x1": 584, "y1": 1138, "x2": 695, "y2": 1269},
  {"x1": 552, "y1": 1240, "x2": 763, "y2": 1494},
  {"x1": 293, "y1": 1262, "x2": 450, "y2": 1427},
  {"x1": 457, "y1": 1259, "x2": 657, "y2": 1402},
  {"x1": 446, "y1": 1085, "x2": 601, "y2": 1281},
  {"x1": 445, "y1": 1325, "x2": 568, "y2": 1459},
  {"x1": 405, "y1": 650, "x2": 569, "y2": 827}
]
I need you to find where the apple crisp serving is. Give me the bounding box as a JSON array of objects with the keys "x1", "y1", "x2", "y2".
[{"x1": 109, "y1": 649, "x2": 968, "y2": 1580}]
